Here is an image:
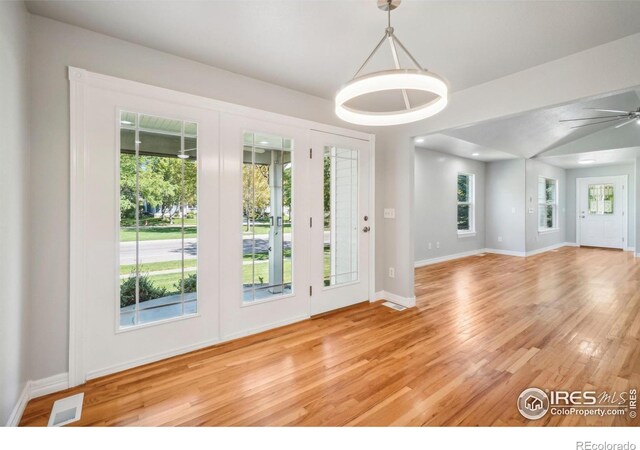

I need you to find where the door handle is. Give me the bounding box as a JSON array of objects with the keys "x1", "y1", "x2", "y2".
[{"x1": 362, "y1": 226, "x2": 370, "y2": 233}]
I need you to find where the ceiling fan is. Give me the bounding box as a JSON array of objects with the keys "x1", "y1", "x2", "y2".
[{"x1": 560, "y1": 107, "x2": 640, "y2": 129}]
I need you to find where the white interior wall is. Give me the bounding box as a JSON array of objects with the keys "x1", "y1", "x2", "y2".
[
  {"x1": 565, "y1": 163, "x2": 636, "y2": 247},
  {"x1": 485, "y1": 159, "x2": 527, "y2": 254},
  {"x1": 414, "y1": 148, "x2": 486, "y2": 263},
  {"x1": 525, "y1": 160, "x2": 567, "y2": 252},
  {"x1": 0, "y1": 1, "x2": 30, "y2": 425}
]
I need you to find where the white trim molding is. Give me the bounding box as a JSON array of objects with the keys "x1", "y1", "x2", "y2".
[
  {"x1": 525, "y1": 242, "x2": 569, "y2": 257},
  {"x1": 5, "y1": 382, "x2": 30, "y2": 427},
  {"x1": 374, "y1": 290, "x2": 416, "y2": 309},
  {"x1": 415, "y1": 248, "x2": 486, "y2": 267},
  {"x1": 5, "y1": 373, "x2": 70, "y2": 427},
  {"x1": 484, "y1": 248, "x2": 527, "y2": 257},
  {"x1": 30, "y1": 373, "x2": 70, "y2": 399}
]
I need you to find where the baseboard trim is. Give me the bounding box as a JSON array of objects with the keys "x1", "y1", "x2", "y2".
[
  {"x1": 5, "y1": 372, "x2": 70, "y2": 426},
  {"x1": 30, "y1": 373, "x2": 69, "y2": 399},
  {"x1": 525, "y1": 242, "x2": 569, "y2": 257},
  {"x1": 374, "y1": 290, "x2": 416, "y2": 308},
  {"x1": 625, "y1": 247, "x2": 635, "y2": 252},
  {"x1": 484, "y1": 248, "x2": 527, "y2": 257},
  {"x1": 5, "y1": 381, "x2": 30, "y2": 427},
  {"x1": 415, "y1": 248, "x2": 486, "y2": 267}
]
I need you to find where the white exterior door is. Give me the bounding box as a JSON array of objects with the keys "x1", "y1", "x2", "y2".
[
  {"x1": 577, "y1": 175, "x2": 627, "y2": 249},
  {"x1": 310, "y1": 132, "x2": 371, "y2": 315}
]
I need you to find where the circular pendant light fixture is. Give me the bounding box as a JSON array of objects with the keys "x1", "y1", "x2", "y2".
[{"x1": 335, "y1": 0, "x2": 448, "y2": 126}]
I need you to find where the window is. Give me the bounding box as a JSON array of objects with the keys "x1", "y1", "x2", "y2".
[
  {"x1": 588, "y1": 184, "x2": 614, "y2": 215},
  {"x1": 457, "y1": 173, "x2": 474, "y2": 233},
  {"x1": 119, "y1": 112, "x2": 198, "y2": 328},
  {"x1": 538, "y1": 177, "x2": 558, "y2": 231},
  {"x1": 242, "y1": 132, "x2": 293, "y2": 303},
  {"x1": 324, "y1": 146, "x2": 358, "y2": 287}
]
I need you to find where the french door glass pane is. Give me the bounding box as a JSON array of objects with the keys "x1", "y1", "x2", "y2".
[
  {"x1": 243, "y1": 132, "x2": 293, "y2": 303},
  {"x1": 588, "y1": 184, "x2": 614, "y2": 215},
  {"x1": 119, "y1": 112, "x2": 197, "y2": 328},
  {"x1": 323, "y1": 146, "x2": 358, "y2": 287}
]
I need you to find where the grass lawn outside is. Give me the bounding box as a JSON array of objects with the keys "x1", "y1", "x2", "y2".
[
  {"x1": 120, "y1": 226, "x2": 197, "y2": 242},
  {"x1": 120, "y1": 259, "x2": 198, "y2": 275}
]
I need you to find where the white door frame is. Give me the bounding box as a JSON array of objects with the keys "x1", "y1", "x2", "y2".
[
  {"x1": 68, "y1": 67, "x2": 375, "y2": 387},
  {"x1": 575, "y1": 175, "x2": 628, "y2": 249}
]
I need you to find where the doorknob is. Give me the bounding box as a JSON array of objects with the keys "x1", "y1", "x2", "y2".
[{"x1": 362, "y1": 226, "x2": 370, "y2": 232}]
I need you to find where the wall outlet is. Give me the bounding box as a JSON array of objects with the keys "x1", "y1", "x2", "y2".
[
  {"x1": 498, "y1": 236, "x2": 503, "y2": 242},
  {"x1": 388, "y1": 267, "x2": 395, "y2": 278},
  {"x1": 383, "y1": 208, "x2": 395, "y2": 219},
  {"x1": 436, "y1": 241, "x2": 440, "y2": 249},
  {"x1": 428, "y1": 242, "x2": 432, "y2": 250},
  {"x1": 528, "y1": 208, "x2": 534, "y2": 214}
]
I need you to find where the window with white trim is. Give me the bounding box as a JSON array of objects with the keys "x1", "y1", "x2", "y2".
[
  {"x1": 457, "y1": 173, "x2": 474, "y2": 233},
  {"x1": 538, "y1": 177, "x2": 558, "y2": 231}
]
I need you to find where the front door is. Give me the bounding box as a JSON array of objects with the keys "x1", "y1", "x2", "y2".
[
  {"x1": 578, "y1": 175, "x2": 627, "y2": 249},
  {"x1": 310, "y1": 131, "x2": 371, "y2": 315}
]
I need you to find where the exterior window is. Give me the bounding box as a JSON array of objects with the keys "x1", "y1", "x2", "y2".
[
  {"x1": 242, "y1": 132, "x2": 293, "y2": 303},
  {"x1": 323, "y1": 146, "x2": 358, "y2": 287},
  {"x1": 538, "y1": 177, "x2": 558, "y2": 230},
  {"x1": 119, "y1": 112, "x2": 198, "y2": 328},
  {"x1": 457, "y1": 173, "x2": 474, "y2": 233},
  {"x1": 588, "y1": 184, "x2": 614, "y2": 215}
]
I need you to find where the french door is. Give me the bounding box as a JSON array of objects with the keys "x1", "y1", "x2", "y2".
[
  {"x1": 577, "y1": 175, "x2": 627, "y2": 249},
  {"x1": 71, "y1": 69, "x2": 373, "y2": 384},
  {"x1": 309, "y1": 131, "x2": 371, "y2": 315}
]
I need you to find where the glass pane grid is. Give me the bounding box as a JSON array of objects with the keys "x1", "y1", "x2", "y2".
[
  {"x1": 588, "y1": 183, "x2": 614, "y2": 215},
  {"x1": 243, "y1": 131, "x2": 293, "y2": 303},
  {"x1": 323, "y1": 146, "x2": 359, "y2": 288},
  {"x1": 119, "y1": 111, "x2": 198, "y2": 329}
]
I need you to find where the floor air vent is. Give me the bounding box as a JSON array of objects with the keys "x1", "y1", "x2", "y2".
[
  {"x1": 48, "y1": 393, "x2": 84, "y2": 427},
  {"x1": 382, "y1": 301, "x2": 407, "y2": 311}
]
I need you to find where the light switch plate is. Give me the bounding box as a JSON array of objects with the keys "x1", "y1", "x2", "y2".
[{"x1": 384, "y1": 208, "x2": 395, "y2": 219}]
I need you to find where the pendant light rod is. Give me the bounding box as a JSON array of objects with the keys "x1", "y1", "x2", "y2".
[{"x1": 353, "y1": 33, "x2": 388, "y2": 79}]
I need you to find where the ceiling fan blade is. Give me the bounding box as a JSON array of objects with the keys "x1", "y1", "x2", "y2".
[
  {"x1": 559, "y1": 115, "x2": 626, "y2": 122},
  {"x1": 615, "y1": 118, "x2": 637, "y2": 129},
  {"x1": 569, "y1": 118, "x2": 624, "y2": 129},
  {"x1": 584, "y1": 108, "x2": 629, "y2": 114}
]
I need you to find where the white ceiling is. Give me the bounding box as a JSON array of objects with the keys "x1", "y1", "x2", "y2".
[
  {"x1": 536, "y1": 147, "x2": 640, "y2": 169},
  {"x1": 415, "y1": 89, "x2": 640, "y2": 163},
  {"x1": 415, "y1": 134, "x2": 516, "y2": 162},
  {"x1": 25, "y1": 0, "x2": 640, "y2": 100}
]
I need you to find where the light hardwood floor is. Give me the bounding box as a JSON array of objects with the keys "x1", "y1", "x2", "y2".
[{"x1": 21, "y1": 247, "x2": 640, "y2": 426}]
